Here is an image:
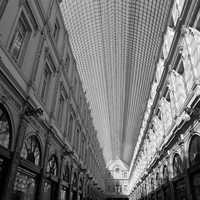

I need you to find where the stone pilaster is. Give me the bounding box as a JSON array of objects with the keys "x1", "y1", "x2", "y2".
[
  {"x1": 1, "y1": 113, "x2": 27, "y2": 200},
  {"x1": 37, "y1": 131, "x2": 52, "y2": 200}
]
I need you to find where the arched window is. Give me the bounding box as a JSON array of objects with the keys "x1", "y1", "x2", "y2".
[
  {"x1": 63, "y1": 163, "x2": 70, "y2": 182},
  {"x1": 115, "y1": 167, "x2": 120, "y2": 172},
  {"x1": 163, "y1": 165, "x2": 169, "y2": 183},
  {"x1": 65, "y1": 53, "x2": 70, "y2": 73},
  {"x1": 169, "y1": 15, "x2": 175, "y2": 29},
  {"x1": 151, "y1": 177, "x2": 154, "y2": 191},
  {"x1": 79, "y1": 177, "x2": 84, "y2": 191},
  {"x1": 173, "y1": 154, "x2": 183, "y2": 177},
  {"x1": 189, "y1": 135, "x2": 200, "y2": 166},
  {"x1": 0, "y1": 104, "x2": 12, "y2": 149},
  {"x1": 46, "y1": 155, "x2": 58, "y2": 176},
  {"x1": 156, "y1": 172, "x2": 160, "y2": 187},
  {"x1": 21, "y1": 135, "x2": 41, "y2": 166},
  {"x1": 72, "y1": 172, "x2": 78, "y2": 188},
  {"x1": 177, "y1": 60, "x2": 184, "y2": 75}
]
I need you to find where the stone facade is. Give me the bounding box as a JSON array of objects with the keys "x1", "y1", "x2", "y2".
[
  {"x1": 105, "y1": 160, "x2": 129, "y2": 198},
  {"x1": 0, "y1": 0, "x2": 106, "y2": 200},
  {"x1": 129, "y1": 0, "x2": 200, "y2": 200}
]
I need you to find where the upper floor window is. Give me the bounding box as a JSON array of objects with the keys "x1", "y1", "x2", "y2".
[
  {"x1": 156, "y1": 108, "x2": 162, "y2": 120},
  {"x1": 169, "y1": 15, "x2": 175, "y2": 29},
  {"x1": 81, "y1": 134, "x2": 85, "y2": 158},
  {"x1": 79, "y1": 95, "x2": 82, "y2": 110},
  {"x1": 173, "y1": 153, "x2": 183, "y2": 177},
  {"x1": 0, "y1": 104, "x2": 12, "y2": 149},
  {"x1": 0, "y1": 0, "x2": 8, "y2": 19},
  {"x1": 74, "y1": 127, "x2": 80, "y2": 151},
  {"x1": 9, "y1": 13, "x2": 31, "y2": 62},
  {"x1": 156, "y1": 172, "x2": 161, "y2": 187},
  {"x1": 63, "y1": 163, "x2": 70, "y2": 183},
  {"x1": 72, "y1": 172, "x2": 78, "y2": 188},
  {"x1": 189, "y1": 135, "x2": 200, "y2": 167},
  {"x1": 115, "y1": 167, "x2": 120, "y2": 173},
  {"x1": 65, "y1": 53, "x2": 70, "y2": 72},
  {"x1": 163, "y1": 165, "x2": 169, "y2": 183},
  {"x1": 123, "y1": 171, "x2": 128, "y2": 178},
  {"x1": 79, "y1": 177, "x2": 84, "y2": 191},
  {"x1": 176, "y1": 60, "x2": 184, "y2": 75},
  {"x1": 74, "y1": 78, "x2": 77, "y2": 94},
  {"x1": 151, "y1": 177, "x2": 154, "y2": 190},
  {"x1": 53, "y1": 19, "x2": 60, "y2": 42},
  {"x1": 163, "y1": 87, "x2": 171, "y2": 102},
  {"x1": 20, "y1": 135, "x2": 41, "y2": 166},
  {"x1": 57, "y1": 93, "x2": 64, "y2": 124},
  {"x1": 46, "y1": 155, "x2": 58, "y2": 177},
  {"x1": 124, "y1": 185, "x2": 128, "y2": 191},
  {"x1": 40, "y1": 64, "x2": 51, "y2": 102},
  {"x1": 195, "y1": 15, "x2": 200, "y2": 32},
  {"x1": 68, "y1": 114, "x2": 73, "y2": 142}
]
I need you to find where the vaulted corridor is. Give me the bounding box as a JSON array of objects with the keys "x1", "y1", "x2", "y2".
[{"x1": 0, "y1": 0, "x2": 200, "y2": 200}]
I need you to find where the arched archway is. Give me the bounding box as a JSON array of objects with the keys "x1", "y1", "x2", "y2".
[
  {"x1": 0, "y1": 103, "x2": 12, "y2": 149},
  {"x1": 189, "y1": 135, "x2": 200, "y2": 167},
  {"x1": 0, "y1": 103, "x2": 12, "y2": 199},
  {"x1": 189, "y1": 135, "x2": 200, "y2": 200}
]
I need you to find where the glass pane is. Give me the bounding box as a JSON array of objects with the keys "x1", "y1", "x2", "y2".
[
  {"x1": 46, "y1": 155, "x2": 58, "y2": 176},
  {"x1": 189, "y1": 136, "x2": 200, "y2": 166},
  {"x1": 21, "y1": 136, "x2": 41, "y2": 166},
  {"x1": 173, "y1": 154, "x2": 183, "y2": 177},
  {"x1": 0, "y1": 105, "x2": 11, "y2": 148},
  {"x1": 11, "y1": 19, "x2": 27, "y2": 60},
  {"x1": 43, "y1": 181, "x2": 52, "y2": 200},
  {"x1": 0, "y1": 157, "x2": 6, "y2": 187},
  {"x1": 63, "y1": 165, "x2": 70, "y2": 182},
  {"x1": 12, "y1": 32, "x2": 23, "y2": 60},
  {"x1": 68, "y1": 115, "x2": 73, "y2": 142}
]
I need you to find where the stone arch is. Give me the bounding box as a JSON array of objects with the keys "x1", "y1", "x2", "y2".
[
  {"x1": 172, "y1": 153, "x2": 183, "y2": 177},
  {"x1": 0, "y1": 103, "x2": 13, "y2": 149},
  {"x1": 188, "y1": 134, "x2": 200, "y2": 167}
]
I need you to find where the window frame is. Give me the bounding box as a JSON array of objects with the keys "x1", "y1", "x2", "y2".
[
  {"x1": 46, "y1": 155, "x2": 58, "y2": 177},
  {"x1": 67, "y1": 113, "x2": 74, "y2": 143},
  {"x1": 65, "y1": 53, "x2": 70, "y2": 73},
  {"x1": 0, "y1": 0, "x2": 8, "y2": 19},
  {"x1": 57, "y1": 92, "x2": 65, "y2": 125},
  {"x1": 40, "y1": 62, "x2": 52, "y2": 103},
  {"x1": 189, "y1": 135, "x2": 200, "y2": 167},
  {"x1": 20, "y1": 135, "x2": 41, "y2": 167},
  {"x1": 0, "y1": 103, "x2": 12, "y2": 149},
  {"x1": 53, "y1": 18, "x2": 60, "y2": 42},
  {"x1": 173, "y1": 153, "x2": 183, "y2": 177},
  {"x1": 8, "y1": 11, "x2": 31, "y2": 64}
]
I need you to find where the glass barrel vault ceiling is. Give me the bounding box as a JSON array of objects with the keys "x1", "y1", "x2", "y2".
[{"x1": 60, "y1": 0, "x2": 172, "y2": 165}]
